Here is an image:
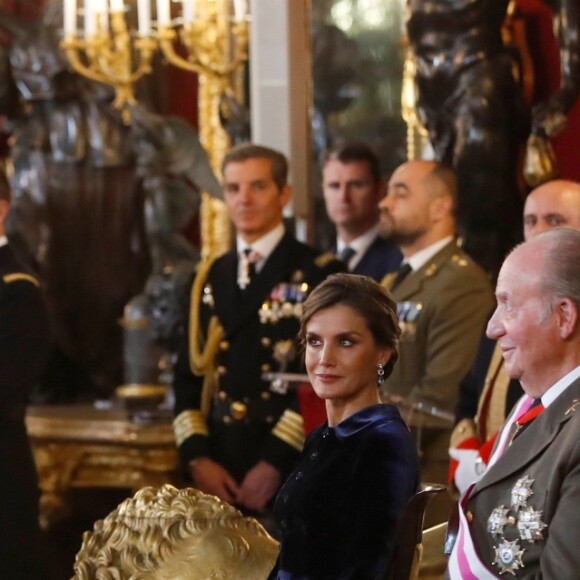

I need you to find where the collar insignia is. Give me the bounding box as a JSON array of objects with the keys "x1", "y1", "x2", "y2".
[{"x1": 565, "y1": 399, "x2": 580, "y2": 416}]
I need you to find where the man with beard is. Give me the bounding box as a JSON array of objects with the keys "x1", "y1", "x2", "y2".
[{"x1": 379, "y1": 160, "x2": 493, "y2": 519}]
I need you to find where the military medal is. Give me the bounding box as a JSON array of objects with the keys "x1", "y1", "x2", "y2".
[
  {"x1": 511, "y1": 475, "x2": 534, "y2": 511},
  {"x1": 202, "y1": 283, "x2": 215, "y2": 307},
  {"x1": 487, "y1": 506, "x2": 510, "y2": 537},
  {"x1": 493, "y1": 539, "x2": 525, "y2": 575},
  {"x1": 517, "y1": 506, "x2": 546, "y2": 542}
]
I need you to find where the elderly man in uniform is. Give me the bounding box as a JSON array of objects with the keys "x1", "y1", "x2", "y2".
[
  {"x1": 321, "y1": 141, "x2": 401, "y2": 280},
  {"x1": 0, "y1": 170, "x2": 50, "y2": 579},
  {"x1": 448, "y1": 227, "x2": 580, "y2": 578},
  {"x1": 379, "y1": 160, "x2": 494, "y2": 524},
  {"x1": 450, "y1": 179, "x2": 580, "y2": 494},
  {"x1": 172, "y1": 144, "x2": 341, "y2": 517}
]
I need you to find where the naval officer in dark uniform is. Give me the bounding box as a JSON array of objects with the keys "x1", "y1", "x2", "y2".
[
  {"x1": 173, "y1": 144, "x2": 342, "y2": 515},
  {"x1": 0, "y1": 170, "x2": 50, "y2": 579}
]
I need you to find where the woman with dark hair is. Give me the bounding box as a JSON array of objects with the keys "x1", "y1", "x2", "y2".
[{"x1": 270, "y1": 273, "x2": 419, "y2": 579}]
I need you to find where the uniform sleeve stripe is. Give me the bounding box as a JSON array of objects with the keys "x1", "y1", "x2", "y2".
[
  {"x1": 173, "y1": 410, "x2": 209, "y2": 446},
  {"x1": 272, "y1": 410, "x2": 305, "y2": 451}
]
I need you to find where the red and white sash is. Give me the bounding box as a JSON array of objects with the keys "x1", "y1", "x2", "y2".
[{"x1": 447, "y1": 396, "x2": 534, "y2": 579}]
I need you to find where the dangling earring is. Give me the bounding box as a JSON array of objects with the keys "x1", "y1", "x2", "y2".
[{"x1": 376, "y1": 362, "x2": 385, "y2": 386}]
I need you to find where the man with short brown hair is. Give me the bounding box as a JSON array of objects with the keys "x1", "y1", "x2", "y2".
[
  {"x1": 173, "y1": 143, "x2": 341, "y2": 515},
  {"x1": 321, "y1": 142, "x2": 401, "y2": 280}
]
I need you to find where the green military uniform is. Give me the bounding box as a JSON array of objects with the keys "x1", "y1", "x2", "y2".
[
  {"x1": 383, "y1": 239, "x2": 494, "y2": 517},
  {"x1": 453, "y1": 378, "x2": 580, "y2": 577},
  {"x1": 173, "y1": 232, "x2": 342, "y2": 483}
]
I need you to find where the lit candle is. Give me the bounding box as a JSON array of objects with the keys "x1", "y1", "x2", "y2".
[
  {"x1": 137, "y1": 0, "x2": 151, "y2": 34},
  {"x1": 156, "y1": 0, "x2": 170, "y2": 26},
  {"x1": 183, "y1": 0, "x2": 196, "y2": 23},
  {"x1": 94, "y1": 0, "x2": 109, "y2": 31},
  {"x1": 64, "y1": 0, "x2": 77, "y2": 35},
  {"x1": 110, "y1": 0, "x2": 124, "y2": 13},
  {"x1": 233, "y1": 0, "x2": 246, "y2": 20},
  {"x1": 84, "y1": 0, "x2": 96, "y2": 36}
]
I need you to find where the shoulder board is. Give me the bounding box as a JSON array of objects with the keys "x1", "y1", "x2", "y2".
[
  {"x1": 381, "y1": 272, "x2": 397, "y2": 290},
  {"x1": 315, "y1": 252, "x2": 338, "y2": 268},
  {"x1": 2, "y1": 273, "x2": 40, "y2": 287}
]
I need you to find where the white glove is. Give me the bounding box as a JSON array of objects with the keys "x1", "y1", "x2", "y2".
[{"x1": 449, "y1": 448, "x2": 486, "y2": 494}]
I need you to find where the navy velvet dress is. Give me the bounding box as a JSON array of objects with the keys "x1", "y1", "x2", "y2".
[{"x1": 271, "y1": 404, "x2": 419, "y2": 579}]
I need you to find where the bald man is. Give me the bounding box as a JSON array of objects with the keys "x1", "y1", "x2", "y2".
[
  {"x1": 450, "y1": 179, "x2": 580, "y2": 494},
  {"x1": 448, "y1": 228, "x2": 580, "y2": 578},
  {"x1": 379, "y1": 161, "x2": 494, "y2": 515}
]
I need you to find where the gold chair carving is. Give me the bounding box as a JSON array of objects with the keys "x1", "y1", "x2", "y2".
[{"x1": 72, "y1": 484, "x2": 279, "y2": 580}]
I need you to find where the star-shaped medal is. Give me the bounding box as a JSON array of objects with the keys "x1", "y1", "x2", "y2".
[
  {"x1": 493, "y1": 539, "x2": 525, "y2": 575},
  {"x1": 511, "y1": 475, "x2": 534, "y2": 511},
  {"x1": 488, "y1": 506, "x2": 510, "y2": 538},
  {"x1": 517, "y1": 506, "x2": 547, "y2": 543}
]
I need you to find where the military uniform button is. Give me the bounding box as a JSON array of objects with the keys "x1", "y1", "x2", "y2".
[
  {"x1": 219, "y1": 340, "x2": 230, "y2": 351},
  {"x1": 230, "y1": 401, "x2": 247, "y2": 421},
  {"x1": 466, "y1": 511, "x2": 474, "y2": 523},
  {"x1": 310, "y1": 451, "x2": 318, "y2": 460},
  {"x1": 295, "y1": 471, "x2": 303, "y2": 480},
  {"x1": 218, "y1": 391, "x2": 228, "y2": 401},
  {"x1": 261, "y1": 337, "x2": 272, "y2": 347},
  {"x1": 261, "y1": 363, "x2": 271, "y2": 372},
  {"x1": 261, "y1": 391, "x2": 271, "y2": 400},
  {"x1": 217, "y1": 365, "x2": 227, "y2": 376}
]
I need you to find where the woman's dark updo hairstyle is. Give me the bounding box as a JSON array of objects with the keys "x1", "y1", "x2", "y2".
[{"x1": 299, "y1": 273, "x2": 401, "y2": 380}]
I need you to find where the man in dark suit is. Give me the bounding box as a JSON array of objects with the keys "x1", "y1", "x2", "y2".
[
  {"x1": 173, "y1": 144, "x2": 341, "y2": 514},
  {"x1": 0, "y1": 170, "x2": 50, "y2": 579},
  {"x1": 450, "y1": 179, "x2": 580, "y2": 494},
  {"x1": 448, "y1": 227, "x2": 580, "y2": 578},
  {"x1": 322, "y1": 142, "x2": 401, "y2": 281}
]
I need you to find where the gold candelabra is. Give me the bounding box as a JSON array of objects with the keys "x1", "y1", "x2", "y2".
[
  {"x1": 61, "y1": 1, "x2": 157, "y2": 123},
  {"x1": 158, "y1": 1, "x2": 249, "y2": 259},
  {"x1": 61, "y1": 0, "x2": 250, "y2": 259}
]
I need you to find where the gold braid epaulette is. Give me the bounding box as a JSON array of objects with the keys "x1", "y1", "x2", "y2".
[
  {"x1": 2, "y1": 273, "x2": 40, "y2": 287},
  {"x1": 188, "y1": 256, "x2": 225, "y2": 417}
]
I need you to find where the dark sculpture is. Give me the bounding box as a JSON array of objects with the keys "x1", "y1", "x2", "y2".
[
  {"x1": 406, "y1": 0, "x2": 580, "y2": 275},
  {"x1": 0, "y1": 4, "x2": 221, "y2": 400}
]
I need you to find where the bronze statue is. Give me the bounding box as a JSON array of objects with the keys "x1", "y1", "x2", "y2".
[
  {"x1": 406, "y1": 0, "x2": 580, "y2": 274},
  {"x1": 0, "y1": 4, "x2": 225, "y2": 400},
  {"x1": 72, "y1": 484, "x2": 279, "y2": 580}
]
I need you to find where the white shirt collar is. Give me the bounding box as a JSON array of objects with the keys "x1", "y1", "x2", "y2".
[
  {"x1": 336, "y1": 224, "x2": 380, "y2": 271},
  {"x1": 541, "y1": 364, "x2": 580, "y2": 408},
  {"x1": 236, "y1": 223, "x2": 285, "y2": 273},
  {"x1": 407, "y1": 236, "x2": 454, "y2": 272},
  {"x1": 0, "y1": 235, "x2": 8, "y2": 248}
]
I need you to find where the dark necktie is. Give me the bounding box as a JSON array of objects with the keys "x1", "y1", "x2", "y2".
[
  {"x1": 390, "y1": 262, "x2": 412, "y2": 290},
  {"x1": 337, "y1": 246, "x2": 356, "y2": 269},
  {"x1": 509, "y1": 398, "x2": 544, "y2": 445}
]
